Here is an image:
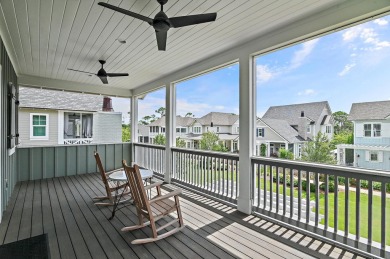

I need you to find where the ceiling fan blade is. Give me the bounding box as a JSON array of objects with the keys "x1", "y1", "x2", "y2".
[
  {"x1": 98, "y1": 2, "x2": 153, "y2": 24},
  {"x1": 98, "y1": 76, "x2": 108, "y2": 84},
  {"x1": 106, "y1": 73, "x2": 129, "y2": 77},
  {"x1": 169, "y1": 13, "x2": 217, "y2": 28},
  {"x1": 156, "y1": 30, "x2": 167, "y2": 51},
  {"x1": 67, "y1": 68, "x2": 95, "y2": 75}
]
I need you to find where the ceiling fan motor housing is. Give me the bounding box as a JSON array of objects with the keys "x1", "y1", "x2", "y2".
[{"x1": 153, "y1": 12, "x2": 171, "y2": 31}]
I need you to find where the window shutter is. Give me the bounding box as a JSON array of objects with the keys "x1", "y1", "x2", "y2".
[
  {"x1": 378, "y1": 151, "x2": 383, "y2": 162},
  {"x1": 262, "y1": 128, "x2": 265, "y2": 137},
  {"x1": 365, "y1": 151, "x2": 370, "y2": 161}
]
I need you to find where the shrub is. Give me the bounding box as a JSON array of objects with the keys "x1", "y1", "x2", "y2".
[
  {"x1": 373, "y1": 182, "x2": 382, "y2": 191},
  {"x1": 279, "y1": 148, "x2": 294, "y2": 160},
  {"x1": 387, "y1": 183, "x2": 390, "y2": 193},
  {"x1": 320, "y1": 181, "x2": 336, "y2": 192},
  {"x1": 360, "y1": 180, "x2": 369, "y2": 189},
  {"x1": 302, "y1": 180, "x2": 316, "y2": 192}
]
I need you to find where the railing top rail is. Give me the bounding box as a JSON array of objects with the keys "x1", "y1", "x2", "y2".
[
  {"x1": 17, "y1": 142, "x2": 132, "y2": 149},
  {"x1": 134, "y1": 142, "x2": 166, "y2": 150},
  {"x1": 251, "y1": 156, "x2": 390, "y2": 179},
  {"x1": 172, "y1": 147, "x2": 239, "y2": 160}
]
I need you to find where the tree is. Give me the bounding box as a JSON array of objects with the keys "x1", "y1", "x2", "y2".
[
  {"x1": 185, "y1": 112, "x2": 195, "y2": 117},
  {"x1": 155, "y1": 107, "x2": 166, "y2": 117},
  {"x1": 279, "y1": 148, "x2": 294, "y2": 159},
  {"x1": 331, "y1": 131, "x2": 353, "y2": 149},
  {"x1": 176, "y1": 137, "x2": 186, "y2": 148},
  {"x1": 154, "y1": 134, "x2": 166, "y2": 145},
  {"x1": 200, "y1": 132, "x2": 219, "y2": 150},
  {"x1": 260, "y1": 144, "x2": 267, "y2": 156},
  {"x1": 301, "y1": 132, "x2": 335, "y2": 164},
  {"x1": 122, "y1": 124, "x2": 130, "y2": 142},
  {"x1": 139, "y1": 114, "x2": 156, "y2": 125},
  {"x1": 332, "y1": 111, "x2": 353, "y2": 134},
  {"x1": 212, "y1": 143, "x2": 229, "y2": 152}
]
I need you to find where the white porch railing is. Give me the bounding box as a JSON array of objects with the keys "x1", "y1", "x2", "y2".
[
  {"x1": 64, "y1": 138, "x2": 93, "y2": 145},
  {"x1": 135, "y1": 144, "x2": 390, "y2": 258}
]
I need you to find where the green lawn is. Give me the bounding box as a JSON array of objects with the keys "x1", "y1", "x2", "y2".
[{"x1": 176, "y1": 165, "x2": 390, "y2": 245}]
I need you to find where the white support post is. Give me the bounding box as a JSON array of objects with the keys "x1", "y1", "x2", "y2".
[
  {"x1": 238, "y1": 54, "x2": 255, "y2": 214},
  {"x1": 131, "y1": 96, "x2": 138, "y2": 163},
  {"x1": 165, "y1": 83, "x2": 176, "y2": 183}
]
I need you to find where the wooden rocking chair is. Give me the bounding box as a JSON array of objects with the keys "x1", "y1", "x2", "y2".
[
  {"x1": 92, "y1": 151, "x2": 130, "y2": 206},
  {"x1": 122, "y1": 162, "x2": 185, "y2": 244}
]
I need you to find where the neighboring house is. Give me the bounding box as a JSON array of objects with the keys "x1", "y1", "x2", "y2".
[
  {"x1": 256, "y1": 118, "x2": 305, "y2": 158},
  {"x1": 261, "y1": 101, "x2": 334, "y2": 158},
  {"x1": 18, "y1": 86, "x2": 122, "y2": 146},
  {"x1": 337, "y1": 100, "x2": 390, "y2": 171},
  {"x1": 138, "y1": 124, "x2": 150, "y2": 143},
  {"x1": 146, "y1": 112, "x2": 240, "y2": 152}
]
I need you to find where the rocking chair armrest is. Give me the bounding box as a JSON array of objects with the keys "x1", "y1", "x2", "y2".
[
  {"x1": 149, "y1": 189, "x2": 182, "y2": 204},
  {"x1": 144, "y1": 181, "x2": 164, "y2": 191}
]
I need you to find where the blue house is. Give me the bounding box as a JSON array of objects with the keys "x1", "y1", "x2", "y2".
[{"x1": 337, "y1": 100, "x2": 390, "y2": 171}]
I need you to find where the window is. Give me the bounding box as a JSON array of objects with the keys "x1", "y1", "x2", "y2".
[
  {"x1": 181, "y1": 128, "x2": 186, "y2": 133},
  {"x1": 193, "y1": 126, "x2": 201, "y2": 133},
  {"x1": 364, "y1": 124, "x2": 371, "y2": 137},
  {"x1": 176, "y1": 128, "x2": 180, "y2": 133},
  {"x1": 235, "y1": 126, "x2": 239, "y2": 133},
  {"x1": 307, "y1": 125, "x2": 311, "y2": 133},
  {"x1": 30, "y1": 114, "x2": 49, "y2": 139},
  {"x1": 365, "y1": 150, "x2": 383, "y2": 162},
  {"x1": 161, "y1": 127, "x2": 165, "y2": 133},
  {"x1": 373, "y1": 124, "x2": 381, "y2": 137},
  {"x1": 256, "y1": 128, "x2": 264, "y2": 137},
  {"x1": 233, "y1": 141, "x2": 238, "y2": 151},
  {"x1": 326, "y1": 125, "x2": 332, "y2": 134},
  {"x1": 187, "y1": 142, "x2": 191, "y2": 148},
  {"x1": 217, "y1": 127, "x2": 220, "y2": 133},
  {"x1": 370, "y1": 152, "x2": 378, "y2": 161},
  {"x1": 298, "y1": 144, "x2": 302, "y2": 158}
]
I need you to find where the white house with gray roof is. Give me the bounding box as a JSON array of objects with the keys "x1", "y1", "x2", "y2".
[
  {"x1": 18, "y1": 87, "x2": 122, "y2": 146},
  {"x1": 337, "y1": 100, "x2": 390, "y2": 171},
  {"x1": 146, "y1": 112, "x2": 239, "y2": 151},
  {"x1": 260, "y1": 101, "x2": 334, "y2": 158}
]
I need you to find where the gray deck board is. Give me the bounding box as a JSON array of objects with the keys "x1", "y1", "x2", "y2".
[{"x1": 0, "y1": 173, "x2": 363, "y2": 259}]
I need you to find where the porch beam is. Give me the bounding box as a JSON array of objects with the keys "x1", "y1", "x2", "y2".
[
  {"x1": 237, "y1": 54, "x2": 255, "y2": 214},
  {"x1": 19, "y1": 75, "x2": 132, "y2": 97}
]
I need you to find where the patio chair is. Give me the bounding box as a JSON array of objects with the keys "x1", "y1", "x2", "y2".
[
  {"x1": 93, "y1": 151, "x2": 130, "y2": 206},
  {"x1": 122, "y1": 162, "x2": 185, "y2": 244}
]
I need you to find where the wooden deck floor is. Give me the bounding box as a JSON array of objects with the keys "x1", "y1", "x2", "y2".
[{"x1": 0, "y1": 173, "x2": 364, "y2": 259}]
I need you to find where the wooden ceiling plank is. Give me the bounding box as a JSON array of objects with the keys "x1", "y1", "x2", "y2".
[
  {"x1": 45, "y1": 0, "x2": 67, "y2": 78},
  {"x1": 1, "y1": 0, "x2": 28, "y2": 73},
  {"x1": 50, "y1": 0, "x2": 80, "y2": 79},
  {"x1": 13, "y1": 0, "x2": 34, "y2": 74},
  {"x1": 26, "y1": 0, "x2": 41, "y2": 76}
]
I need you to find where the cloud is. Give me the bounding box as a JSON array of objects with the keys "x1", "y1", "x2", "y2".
[
  {"x1": 342, "y1": 26, "x2": 390, "y2": 50},
  {"x1": 290, "y1": 39, "x2": 319, "y2": 69},
  {"x1": 373, "y1": 18, "x2": 388, "y2": 26},
  {"x1": 342, "y1": 26, "x2": 362, "y2": 41},
  {"x1": 338, "y1": 63, "x2": 356, "y2": 76},
  {"x1": 297, "y1": 89, "x2": 316, "y2": 96},
  {"x1": 256, "y1": 65, "x2": 274, "y2": 83}
]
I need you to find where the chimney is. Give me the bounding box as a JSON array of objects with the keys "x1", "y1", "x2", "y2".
[
  {"x1": 102, "y1": 96, "x2": 114, "y2": 111},
  {"x1": 298, "y1": 111, "x2": 307, "y2": 140}
]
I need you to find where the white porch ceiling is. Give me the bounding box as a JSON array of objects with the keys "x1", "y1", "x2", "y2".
[{"x1": 0, "y1": 0, "x2": 347, "y2": 91}]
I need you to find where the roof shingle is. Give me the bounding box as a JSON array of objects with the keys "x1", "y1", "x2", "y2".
[{"x1": 349, "y1": 100, "x2": 390, "y2": 120}]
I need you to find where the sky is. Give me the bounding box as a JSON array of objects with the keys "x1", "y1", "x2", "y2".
[{"x1": 114, "y1": 16, "x2": 390, "y2": 123}]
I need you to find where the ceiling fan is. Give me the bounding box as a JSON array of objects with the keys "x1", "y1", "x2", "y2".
[
  {"x1": 98, "y1": 0, "x2": 217, "y2": 51},
  {"x1": 67, "y1": 60, "x2": 129, "y2": 84}
]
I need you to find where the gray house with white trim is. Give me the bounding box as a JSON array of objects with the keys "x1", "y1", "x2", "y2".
[
  {"x1": 18, "y1": 87, "x2": 122, "y2": 146},
  {"x1": 260, "y1": 101, "x2": 334, "y2": 158}
]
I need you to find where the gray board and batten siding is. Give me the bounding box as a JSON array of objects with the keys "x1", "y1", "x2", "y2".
[
  {"x1": 0, "y1": 36, "x2": 18, "y2": 216},
  {"x1": 16, "y1": 143, "x2": 132, "y2": 181}
]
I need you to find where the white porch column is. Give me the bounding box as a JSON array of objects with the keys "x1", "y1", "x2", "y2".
[
  {"x1": 238, "y1": 54, "x2": 255, "y2": 214},
  {"x1": 165, "y1": 83, "x2": 176, "y2": 183},
  {"x1": 131, "y1": 96, "x2": 138, "y2": 163}
]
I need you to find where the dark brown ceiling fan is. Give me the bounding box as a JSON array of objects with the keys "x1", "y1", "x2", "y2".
[
  {"x1": 98, "y1": 0, "x2": 217, "y2": 51},
  {"x1": 67, "y1": 60, "x2": 129, "y2": 84}
]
